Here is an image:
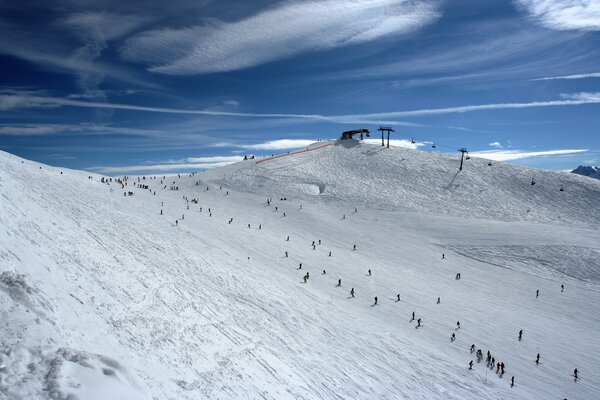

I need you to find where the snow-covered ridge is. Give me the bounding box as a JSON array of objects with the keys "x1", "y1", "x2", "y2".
[
  {"x1": 222, "y1": 140, "x2": 600, "y2": 226},
  {"x1": 1, "y1": 146, "x2": 599, "y2": 399}
]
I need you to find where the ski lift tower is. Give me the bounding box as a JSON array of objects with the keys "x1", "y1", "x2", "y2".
[
  {"x1": 378, "y1": 126, "x2": 395, "y2": 147},
  {"x1": 458, "y1": 148, "x2": 468, "y2": 171}
]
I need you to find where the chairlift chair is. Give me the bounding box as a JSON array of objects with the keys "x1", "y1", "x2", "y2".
[
  {"x1": 411, "y1": 138, "x2": 416, "y2": 144},
  {"x1": 488, "y1": 161, "x2": 492, "y2": 166},
  {"x1": 432, "y1": 143, "x2": 436, "y2": 148}
]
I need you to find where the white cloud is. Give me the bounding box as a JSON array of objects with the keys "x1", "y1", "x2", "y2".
[
  {"x1": 0, "y1": 123, "x2": 168, "y2": 137},
  {"x1": 185, "y1": 156, "x2": 243, "y2": 163},
  {"x1": 362, "y1": 138, "x2": 424, "y2": 149},
  {"x1": 515, "y1": 0, "x2": 600, "y2": 31},
  {"x1": 470, "y1": 149, "x2": 589, "y2": 161},
  {"x1": 223, "y1": 100, "x2": 239, "y2": 107},
  {"x1": 89, "y1": 160, "x2": 239, "y2": 174},
  {"x1": 533, "y1": 71, "x2": 600, "y2": 80},
  {"x1": 489, "y1": 141, "x2": 503, "y2": 148},
  {"x1": 2, "y1": 91, "x2": 600, "y2": 121},
  {"x1": 240, "y1": 139, "x2": 317, "y2": 150},
  {"x1": 121, "y1": 0, "x2": 441, "y2": 74}
]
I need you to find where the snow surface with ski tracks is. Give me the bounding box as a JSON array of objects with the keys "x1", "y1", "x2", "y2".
[{"x1": 1, "y1": 140, "x2": 599, "y2": 399}]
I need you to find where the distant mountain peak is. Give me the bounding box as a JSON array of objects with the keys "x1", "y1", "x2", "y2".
[{"x1": 571, "y1": 165, "x2": 600, "y2": 180}]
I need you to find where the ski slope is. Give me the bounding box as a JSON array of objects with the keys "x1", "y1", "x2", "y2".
[{"x1": 1, "y1": 140, "x2": 599, "y2": 400}]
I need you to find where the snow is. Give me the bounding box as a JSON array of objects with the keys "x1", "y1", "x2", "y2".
[{"x1": 1, "y1": 140, "x2": 599, "y2": 399}]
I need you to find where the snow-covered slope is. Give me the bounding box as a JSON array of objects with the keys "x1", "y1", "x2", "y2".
[{"x1": 1, "y1": 142, "x2": 599, "y2": 400}]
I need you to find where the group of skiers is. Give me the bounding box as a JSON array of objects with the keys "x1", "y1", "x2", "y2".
[{"x1": 115, "y1": 171, "x2": 581, "y2": 394}]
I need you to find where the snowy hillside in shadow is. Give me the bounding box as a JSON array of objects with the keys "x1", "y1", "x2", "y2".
[{"x1": 1, "y1": 140, "x2": 599, "y2": 400}]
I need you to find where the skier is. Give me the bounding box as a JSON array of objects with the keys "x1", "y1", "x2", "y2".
[
  {"x1": 283, "y1": 212, "x2": 286, "y2": 217},
  {"x1": 259, "y1": 224, "x2": 261, "y2": 230},
  {"x1": 160, "y1": 209, "x2": 163, "y2": 215},
  {"x1": 536, "y1": 289, "x2": 539, "y2": 298},
  {"x1": 368, "y1": 269, "x2": 371, "y2": 276},
  {"x1": 470, "y1": 344, "x2": 476, "y2": 353},
  {"x1": 285, "y1": 251, "x2": 288, "y2": 258},
  {"x1": 350, "y1": 288, "x2": 355, "y2": 298},
  {"x1": 501, "y1": 362, "x2": 505, "y2": 374},
  {"x1": 511, "y1": 376, "x2": 514, "y2": 387},
  {"x1": 456, "y1": 321, "x2": 461, "y2": 329},
  {"x1": 175, "y1": 220, "x2": 178, "y2": 226},
  {"x1": 519, "y1": 329, "x2": 523, "y2": 341},
  {"x1": 342, "y1": 214, "x2": 345, "y2": 220},
  {"x1": 442, "y1": 253, "x2": 445, "y2": 259},
  {"x1": 536, "y1": 353, "x2": 540, "y2": 364},
  {"x1": 353, "y1": 244, "x2": 356, "y2": 251},
  {"x1": 411, "y1": 311, "x2": 415, "y2": 321},
  {"x1": 286, "y1": 235, "x2": 290, "y2": 241},
  {"x1": 574, "y1": 368, "x2": 578, "y2": 379},
  {"x1": 248, "y1": 224, "x2": 251, "y2": 229},
  {"x1": 312, "y1": 241, "x2": 315, "y2": 246},
  {"x1": 298, "y1": 263, "x2": 302, "y2": 269},
  {"x1": 451, "y1": 333, "x2": 455, "y2": 341},
  {"x1": 374, "y1": 296, "x2": 378, "y2": 305},
  {"x1": 396, "y1": 294, "x2": 400, "y2": 302},
  {"x1": 328, "y1": 251, "x2": 332, "y2": 257},
  {"x1": 417, "y1": 318, "x2": 421, "y2": 327},
  {"x1": 303, "y1": 274, "x2": 308, "y2": 284},
  {"x1": 318, "y1": 239, "x2": 321, "y2": 245},
  {"x1": 337, "y1": 279, "x2": 341, "y2": 287},
  {"x1": 437, "y1": 297, "x2": 441, "y2": 304},
  {"x1": 322, "y1": 270, "x2": 326, "y2": 275},
  {"x1": 561, "y1": 284, "x2": 565, "y2": 292},
  {"x1": 469, "y1": 360, "x2": 474, "y2": 370},
  {"x1": 496, "y1": 363, "x2": 501, "y2": 373}
]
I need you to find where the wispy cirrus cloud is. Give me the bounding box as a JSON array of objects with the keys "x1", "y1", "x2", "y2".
[
  {"x1": 121, "y1": 0, "x2": 441, "y2": 74},
  {"x1": 515, "y1": 0, "x2": 600, "y2": 31},
  {"x1": 489, "y1": 141, "x2": 503, "y2": 148},
  {"x1": 533, "y1": 71, "x2": 600, "y2": 80},
  {"x1": 0, "y1": 122, "x2": 169, "y2": 137},
  {"x1": 2, "y1": 91, "x2": 600, "y2": 121},
  {"x1": 470, "y1": 148, "x2": 589, "y2": 161}
]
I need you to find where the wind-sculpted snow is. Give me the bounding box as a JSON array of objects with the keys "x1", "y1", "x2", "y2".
[{"x1": 1, "y1": 145, "x2": 599, "y2": 399}]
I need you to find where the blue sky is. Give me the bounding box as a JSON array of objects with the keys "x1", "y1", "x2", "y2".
[{"x1": 0, "y1": 0, "x2": 599, "y2": 174}]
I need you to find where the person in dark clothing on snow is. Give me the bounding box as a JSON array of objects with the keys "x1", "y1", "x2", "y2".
[
  {"x1": 519, "y1": 329, "x2": 523, "y2": 341},
  {"x1": 322, "y1": 270, "x2": 326, "y2": 275},
  {"x1": 350, "y1": 288, "x2": 355, "y2": 298},
  {"x1": 536, "y1": 353, "x2": 540, "y2": 364},
  {"x1": 374, "y1": 296, "x2": 378, "y2": 305},
  {"x1": 451, "y1": 333, "x2": 455, "y2": 341},
  {"x1": 337, "y1": 279, "x2": 341, "y2": 287},
  {"x1": 456, "y1": 321, "x2": 461, "y2": 329},
  {"x1": 536, "y1": 289, "x2": 539, "y2": 298},
  {"x1": 396, "y1": 294, "x2": 400, "y2": 302},
  {"x1": 511, "y1": 376, "x2": 514, "y2": 387},
  {"x1": 368, "y1": 269, "x2": 371, "y2": 276},
  {"x1": 417, "y1": 318, "x2": 421, "y2": 327},
  {"x1": 411, "y1": 311, "x2": 415, "y2": 321},
  {"x1": 574, "y1": 368, "x2": 578, "y2": 379},
  {"x1": 469, "y1": 360, "x2": 473, "y2": 370}
]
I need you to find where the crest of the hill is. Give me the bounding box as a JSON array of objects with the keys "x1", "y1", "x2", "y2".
[{"x1": 219, "y1": 141, "x2": 600, "y2": 227}]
